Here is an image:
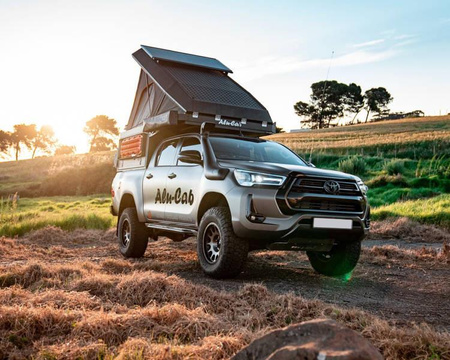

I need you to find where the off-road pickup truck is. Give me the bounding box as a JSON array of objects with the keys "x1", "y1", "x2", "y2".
[{"x1": 110, "y1": 45, "x2": 370, "y2": 278}]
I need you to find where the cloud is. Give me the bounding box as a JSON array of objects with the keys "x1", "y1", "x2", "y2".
[
  {"x1": 393, "y1": 34, "x2": 415, "y2": 40},
  {"x1": 353, "y1": 39, "x2": 385, "y2": 48},
  {"x1": 233, "y1": 49, "x2": 398, "y2": 81},
  {"x1": 232, "y1": 30, "x2": 418, "y2": 82}
]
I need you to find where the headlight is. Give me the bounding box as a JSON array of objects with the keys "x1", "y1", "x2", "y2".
[
  {"x1": 234, "y1": 169, "x2": 286, "y2": 187},
  {"x1": 357, "y1": 179, "x2": 368, "y2": 195}
]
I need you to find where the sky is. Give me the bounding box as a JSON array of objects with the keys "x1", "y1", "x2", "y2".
[{"x1": 0, "y1": 0, "x2": 449, "y2": 156}]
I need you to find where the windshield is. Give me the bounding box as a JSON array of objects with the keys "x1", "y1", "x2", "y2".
[{"x1": 209, "y1": 136, "x2": 306, "y2": 166}]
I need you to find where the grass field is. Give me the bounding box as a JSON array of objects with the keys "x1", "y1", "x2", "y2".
[
  {"x1": 269, "y1": 115, "x2": 450, "y2": 159},
  {"x1": 0, "y1": 116, "x2": 449, "y2": 233},
  {"x1": 0, "y1": 151, "x2": 115, "y2": 198},
  {"x1": 0, "y1": 195, "x2": 113, "y2": 237}
]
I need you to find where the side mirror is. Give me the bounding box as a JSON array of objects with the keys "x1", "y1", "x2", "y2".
[
  {"x1": 178, "y1": 150, "x2": 203, "y2": 165},
  {"x1": 307, "y1": 162, "x2": 316, "y2": 168}
]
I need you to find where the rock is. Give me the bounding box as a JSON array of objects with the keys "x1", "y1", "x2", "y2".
[{"x1": 232, "y1": 318, "x2": 383, "y2": 360}]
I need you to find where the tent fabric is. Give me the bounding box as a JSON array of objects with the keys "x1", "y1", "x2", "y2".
[
  {"x1": 126, "y1": 70, "x2": 181, "y2": 130},
  {"x1": 126, "y1": 45, "x2": 273, "y2": 132}
]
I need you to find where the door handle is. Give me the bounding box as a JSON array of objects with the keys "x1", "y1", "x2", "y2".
[
  {"x1": 168, "y1": 173, "x2": 177, "y2": 179},
  {"x1": 146, "y1": 173, "x2": 153, "y2": 179}
]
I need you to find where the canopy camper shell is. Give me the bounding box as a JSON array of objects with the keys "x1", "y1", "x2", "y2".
[{"x1": 125, "y1": 45, "x2": 275, "y2": 135}]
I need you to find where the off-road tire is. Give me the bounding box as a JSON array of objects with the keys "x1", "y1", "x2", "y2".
[
  {"x1": 118, "y1": 207, "x2": 149, "y2": 258},
  {"x1": 197, "y1": 207, "x2": 248, "y2": 279},
  {"x1": 307, "y1": 240, "x2": 361, "y2": 276}
]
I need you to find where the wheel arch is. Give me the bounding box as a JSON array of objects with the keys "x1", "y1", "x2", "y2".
[
  {"x1": 119, "y1": 193, "x2": 136, "y2": 219},
  {"x1": 197, "y1": 192, "x2": 229, "y2": 225}
]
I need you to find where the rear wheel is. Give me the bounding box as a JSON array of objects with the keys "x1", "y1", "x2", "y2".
[
  {"x1": 118, "y1": 208, "x2": 149, "y2": 258},
  {"x1": 307, "y1": 240, "x2": 361, "y2": 276},
  {"x1": 197, "y1": 207, "x2": 248, "y2": 279}
]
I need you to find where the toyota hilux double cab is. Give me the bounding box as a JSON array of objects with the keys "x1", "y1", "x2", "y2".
[{"x1": 110, "y1": 46, "x2": 370, "y2": 278}]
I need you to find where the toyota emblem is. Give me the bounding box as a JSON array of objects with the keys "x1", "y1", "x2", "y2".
[{"x1": 323, "y1": 180, "x2": 340, "y2": 194}]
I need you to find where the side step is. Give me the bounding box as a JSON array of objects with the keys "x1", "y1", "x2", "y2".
[{"x1": 145, "y1": 222, "x2": 198, "y2": 236}]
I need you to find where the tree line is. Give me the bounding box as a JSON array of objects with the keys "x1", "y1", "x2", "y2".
[
  {"x1": 0, "y1": 115, "x2": 119, "y2": 161},
  {"x1": 294, "y1": 80, "x2": 393, "y2": 129}
]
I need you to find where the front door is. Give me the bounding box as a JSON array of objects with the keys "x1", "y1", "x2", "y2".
[
  {"x1": 142, "y1": 138, "x2": 178, "y2": 221},
  {"x1": 164, "y1": 136, "x2": 204, "y2": 223}
]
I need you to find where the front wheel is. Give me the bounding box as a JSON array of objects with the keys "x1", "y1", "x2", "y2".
[
  {"x1": 307, "y1": 241, "x2": 361, "y2": 277},
  {"x1": 118, "y1": 208, "x2": 149, "y2": 258},
  {"x1": 197, "y1": 207, "x2": 248, "y2": 279}
]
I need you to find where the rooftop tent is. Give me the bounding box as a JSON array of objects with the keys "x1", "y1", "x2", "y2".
[{"x1": 126, "y1": 45, "x2": 275, "y2": 134}]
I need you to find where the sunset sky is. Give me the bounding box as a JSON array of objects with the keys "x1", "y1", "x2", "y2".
[{"x1": 0, "y1": 0, "x2": 449, "y2": 155}]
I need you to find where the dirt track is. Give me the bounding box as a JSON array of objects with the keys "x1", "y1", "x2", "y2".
[{"x1": 159, "y1": 237, "x2": 450, "y2": 331}]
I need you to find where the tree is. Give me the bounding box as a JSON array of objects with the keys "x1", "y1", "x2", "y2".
[
  {"x1": 90, "y1": 137, "x2": 116, "y2": 152},
  {"x1": 294, "y1": 81, "x2": 361, "y2": 129},
  {"x1": 54, "y1": 145, "x2": 76, "y2": 156},
  {"x1": 10, "y1": 124, "x2": 37, "y2": 161},
  {"x1": 364, "y1": 87, "x2": 393, "y2": 122},
  {"x1": 84, "y1": 115, "x2": 119, "y2": 152},
  {"x1": 0, "y1": 130, "x2": 11, "y2": 154},
  {"x1": 344, "y1": 83, "x2": 364, "y2": 124},
  {"x1": 31, "y1": 125, "x2": 56, "y2": 158}
]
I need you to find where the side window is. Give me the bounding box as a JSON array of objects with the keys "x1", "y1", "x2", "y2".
[
  {"x1": 156, "y1": 140, "x2": 178, "y2": 166},
  {"x1": 177, "y1": 137, "x2": 202, "y2": 166}
]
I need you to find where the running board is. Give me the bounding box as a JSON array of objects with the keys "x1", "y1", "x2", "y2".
[{"x1": 145, "y1": 223, "x2": 198, "y2": 236}]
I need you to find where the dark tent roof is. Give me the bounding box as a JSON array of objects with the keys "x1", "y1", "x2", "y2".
[
  {"x1": 141, "y1": 45, "x2": 232, "y2": 73},
  {"x1": 126, "y1": 45, "x2": 274, "y2": 134}
]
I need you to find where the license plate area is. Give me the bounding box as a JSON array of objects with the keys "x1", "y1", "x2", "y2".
[{"x1": 313, "y1": 218, "x2": 352, "y2": 229}]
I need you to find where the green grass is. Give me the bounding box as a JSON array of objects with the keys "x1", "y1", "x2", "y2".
[
  {"x1": 0, "y1": 116, "x2": 448, "y2": 236},
  {"x1": 0, "y1": 195, "x2": 113, "y2": 237},
  {"x1": 372, "y1": 194, "x2": 450, "y2": 228}
]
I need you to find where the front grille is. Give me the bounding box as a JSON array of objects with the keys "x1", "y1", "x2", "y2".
[
  {"x1": 291, "y1": 199, "x2": 362, "y2": 212},
  {"x1": 290, "y1": 177, "x2": 361, "y2": 196}
]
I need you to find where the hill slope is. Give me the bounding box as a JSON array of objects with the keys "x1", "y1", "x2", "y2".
[
  {"x1": 0, "y1": 151, "x2": 115, "y2": 198},
  {"x1": 269, "y1": 115, "x2": 450, "y2": 159}
]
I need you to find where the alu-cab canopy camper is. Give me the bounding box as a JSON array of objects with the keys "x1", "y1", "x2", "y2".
[{"x1": 117, "y1": 45, "x2": 275, "y2": 168}]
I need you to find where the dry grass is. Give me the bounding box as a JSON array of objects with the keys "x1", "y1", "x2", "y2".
[
  {"x1": 363, "y1": 244, "x2": 449, "y2": 265},
  {"x1": 267, "y1": 115, "x2": 450, "y2": 156},
  {"x1": 370, "y1": 217, "x2": 450, "y2": 244},
  {"x1": 0, "y1": 151, "x2": 115, "y2": 197},
  {"x1": 1, "y1": 227, "x2": 449, "y2": 359}
]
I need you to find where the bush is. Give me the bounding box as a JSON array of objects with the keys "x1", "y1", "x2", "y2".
[
  {"x1": 338, "y1": 156, "x2": 366, "y2": 175},
  {"x1": 416, "y1": 156, "x2": 450, "y2": 179},
  {"x1": 384, "y1": 159, "x2": 405, "y2": 175},
  {"x1": 366, "y1": 174, "x2": 408, "y2": 188},
  {"x1": 409, "y1": 176, "x2": 441, "y2": 189}
]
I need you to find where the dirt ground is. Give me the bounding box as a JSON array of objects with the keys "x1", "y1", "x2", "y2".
[
  {"x1": 3, "y1": 220, "x2": 449, "y2": 330},
  {"x1": 1, "y1": 219, "x2": 449, "y2": 359},
  {"x1": 155, "y1": 237, "x2": 450, "y2": 332}
]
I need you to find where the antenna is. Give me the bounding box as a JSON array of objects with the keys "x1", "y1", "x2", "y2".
[
  {"x1": 319, "y1": 51, "x2": 335, "y2": 127},
  {"x1": 321, "y1": 50, "x2": 335, "y2": 96}
]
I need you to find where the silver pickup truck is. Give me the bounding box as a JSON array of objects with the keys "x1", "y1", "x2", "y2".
[{"x1": 110, "y1": 45, "x2": 370, "y2": 278}]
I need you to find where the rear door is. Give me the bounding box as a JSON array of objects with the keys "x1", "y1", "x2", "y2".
[
  {"x1": 142, "y1": 138, "x2": 179, "y2": 221},
  {"x1": 164, "y1": 136, "x2": 204, "y2": 223}
]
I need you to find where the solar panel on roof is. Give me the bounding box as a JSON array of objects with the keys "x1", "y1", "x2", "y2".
[{"x1": 141, "y1": 45, "x2": 233, "y2": 73}]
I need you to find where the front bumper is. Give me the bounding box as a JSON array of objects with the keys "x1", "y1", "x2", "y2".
[{"x1": 226, "y1": 185, "x2": 370, "y2": 245}]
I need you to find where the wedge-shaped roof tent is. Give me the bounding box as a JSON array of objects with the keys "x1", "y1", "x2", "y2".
[{"x1": 126, "y1": 45, "x2": 275, "y2": 135}]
